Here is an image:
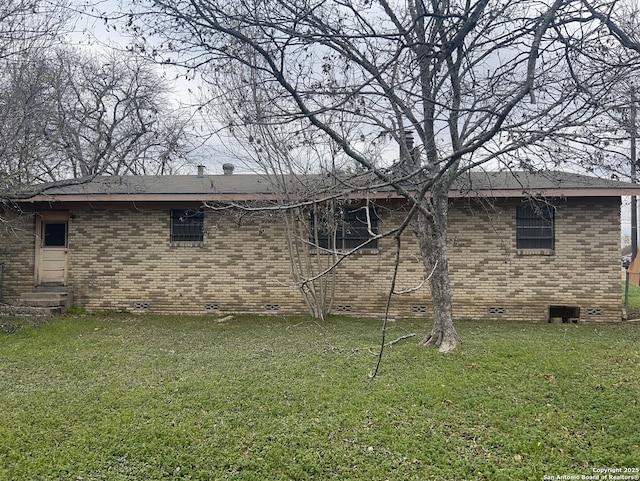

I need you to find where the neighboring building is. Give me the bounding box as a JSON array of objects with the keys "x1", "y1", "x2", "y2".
[{"x1": 0, "y1": 170, "x2": 635, "y2": 322}]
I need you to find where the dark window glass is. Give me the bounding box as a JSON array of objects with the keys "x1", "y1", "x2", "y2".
[
  {"x1": 44, "y1": 223, "x2": 66, "y2": 247},
  {"x1": 312, "y1": 206, "x2": 379, "y2": 250},
  {"x1": 312, "y1": 209, "x2": 336, "y2": 250},
  {"x1": 516, "y1": 204, "x2": 554, "y2": 250},
  {"x1": 171, "y1": 209, "x2": 204, "y2": 242}
]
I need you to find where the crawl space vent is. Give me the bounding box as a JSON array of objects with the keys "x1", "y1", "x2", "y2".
[{"x1": 488, "y1": 306, "x2": 506, "y2": 315}]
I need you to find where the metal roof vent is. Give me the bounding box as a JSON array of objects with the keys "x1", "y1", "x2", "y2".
[
  {"x1": 222, "y1": 163, "x2": 235, "y2": 175},
  {"x1": 197, "y1": 165, "x2": 205, "y2": 177},
  {"x1": 405, "y1": 131, "x2": 414, "y2": 151}
]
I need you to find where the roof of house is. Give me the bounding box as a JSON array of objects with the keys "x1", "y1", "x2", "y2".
[{"x1": 17, "y1": 170, "x2": 640, "y2": 203}]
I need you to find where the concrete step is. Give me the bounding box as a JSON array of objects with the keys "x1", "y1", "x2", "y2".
[
  {"x1": 34, "y1": 284, "x2": 69, "y2": 293},
  {"x1": 18, "y1": 290, "x2": 73, "y2": 311}
]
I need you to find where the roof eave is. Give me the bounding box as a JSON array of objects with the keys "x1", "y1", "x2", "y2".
[
  {"x1": 19, "y1": 187, "x2": 639, "y2": 204},
  {"x1": 449, "y1": 188, "x2": 640, "y2": 197}
]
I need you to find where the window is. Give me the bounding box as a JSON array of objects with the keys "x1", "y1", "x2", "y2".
[
  {"x1": 171, "y1": 209, "x2": 204, "y2": 242},
  {"x1": 516, "y1": 204, "x2": 554, "y2": 250},
  {"x1": 43, "y1": 222, "x2": 67, "y2": 247},
  {"x1": 312, "y1": 206, "x2": 379, "y2": 250}
]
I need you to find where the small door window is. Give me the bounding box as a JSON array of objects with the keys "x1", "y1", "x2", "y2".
[{"x1": 43, "y1": 222, "x2": 67, "y2": 247}]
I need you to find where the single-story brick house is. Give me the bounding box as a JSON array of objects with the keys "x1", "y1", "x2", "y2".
[{"x1": 0, "y1": 170, "x2": 636, "y2": 321}]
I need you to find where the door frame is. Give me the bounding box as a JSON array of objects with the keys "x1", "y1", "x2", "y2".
[{"x1": 35, "y1": 211, "x2": 70, "y2": 286}]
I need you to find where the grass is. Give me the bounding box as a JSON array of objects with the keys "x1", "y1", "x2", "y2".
[
  {"x1": 623, "y1": 280, "x2": 640, "y2": 318},
  {"x1": 1, "y1": 314, "x2": 639, "y2": 480}
]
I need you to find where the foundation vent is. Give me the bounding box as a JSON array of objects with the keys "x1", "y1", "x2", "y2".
[
  {"x1": 410, "y1": 305, "x2": 429, "y2": 313},
  {"x1": 133, "y1": 302, "x2": 150, "y2": 310},
  {"x1": 204, "y1": 303, "x2": 220, "y2": 312},
  {"x1": 265, "y1": 304, "x2": 280, "y2": 311},
  {"x1": 488, "y1": 306, "x2": 506, "y2": 316},
  {"x1": 336, "y1": 305, "x2": 352, "y2": 312},
  {"x1": 585, "y1": 308, "x2": 603, "y2": 317}
]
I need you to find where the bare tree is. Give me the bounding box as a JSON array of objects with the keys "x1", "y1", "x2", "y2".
[
  {"x1": 50, "y1": 48, "x2": 193, "y2": 177},
  {"x1": 202, "y1": 68, "x2": 374, "y2": 319},
  {"x1": 0, "y1": 0, "x2": 72, "y2": 231},
  {"x1": 0, "y1": 0, "x2": 69, "y2": 184},
  {"x1": 582, "y1": 0, "x2": 640, "y2": 53},
  {"x1": 0, "y1": 0, "x2": 69, "y2": 61},
  {"x1": 124, "y1": 0, "x2": 639, "y2": 351},
  {"x1": 0, "y1": 47, "x2": 192, "y2": 184},
  {"x1": 570, "y1": 1, "x2": 640, "y2": 259}
]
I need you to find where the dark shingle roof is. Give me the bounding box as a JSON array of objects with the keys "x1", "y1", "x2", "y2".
[
  {"x1": 452, "y1": 170, "x2": 635, "y2": 192},
  {"x1": 21, "y1": 170, "x2": 640, "y2": 202},
  {"x1": 40, "y1": 174, "x2": 280, "y2": 195}
]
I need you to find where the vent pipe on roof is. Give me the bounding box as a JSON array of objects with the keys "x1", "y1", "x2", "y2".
[
  {"x1": 405, "y1": 131, "x2": 414, "y2": 151},
  {"x1": 222, "y1": 163, "x2": 235, "y2": 175},
  {"x1": 399, "y1": 131, "x2": 419, "y2": 176},
  {"x1": 197, "y1": 165, "x2": 205, "y2": 177}
]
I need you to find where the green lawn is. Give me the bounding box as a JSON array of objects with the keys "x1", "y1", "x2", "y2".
[
  {"x1": 624, "y1": 280, "x2": 640, "y2": 319},
  {"x1": 1, "y1": 314, "x2": 639, "y2": 480}
]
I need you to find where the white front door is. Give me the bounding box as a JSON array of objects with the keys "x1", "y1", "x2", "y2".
[{"x1": 36, "y1": 213, "x2": 69, "y2": 286}]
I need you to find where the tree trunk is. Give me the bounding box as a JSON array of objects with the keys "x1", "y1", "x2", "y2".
[{"x1": 415, "y1": 192, "x2": 460, "y2": 353}]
